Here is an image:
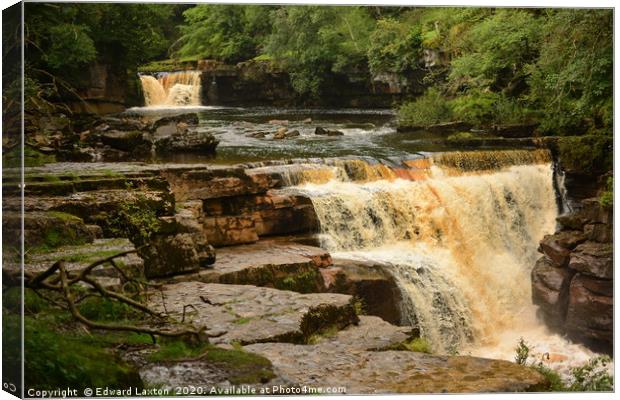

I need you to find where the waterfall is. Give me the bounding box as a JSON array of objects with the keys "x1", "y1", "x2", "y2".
[
  {"x1": 288, "y1": 150, "x2": 603, "y2": 376},
  {"x1": 139, "y1": 71, "x2": 202, "y2": 107}
]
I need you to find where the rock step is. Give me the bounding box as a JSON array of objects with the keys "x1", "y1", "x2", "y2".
[
  {"x1": 148, "y1": 282, "x2": 358, "y2": 345},
  {"x1": 5, "y1": 176, "x2": 170, "y2": 196},
  {"x1": 161, "y1": 240, "x2": 332, "y2": 293},
  {"x1": 245, "y1": 342, "x2": 547, "y2": 394}
]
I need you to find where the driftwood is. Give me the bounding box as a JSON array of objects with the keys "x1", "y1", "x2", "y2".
[{"x1": 3, "y1": 247, "x2": 213, "y2": 342}]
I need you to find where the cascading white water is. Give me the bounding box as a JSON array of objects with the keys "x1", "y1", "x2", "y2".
[
  {"x1": 139, "y1": 71, "x2": 202, "y2": 107},
  {"x1": 288, "y1": 151, "x2": 607, "y2": 378}
]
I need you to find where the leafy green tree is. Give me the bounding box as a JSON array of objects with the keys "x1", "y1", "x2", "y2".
[
  {"x1": 448, "y1": 9, "x2": 542, "y2": 93},
  {"x1": 528, "y1": 9, "x2": 613, "y2": 134},
  {"x1": 367, "y1": 18, "x2": 422, "y2": 76},
  {"x1": 176, "y1": 5, "x2": 273, "y2": 63},
  {"x1": 265, "y1": 6, "x2": 374, "y2": 96}
]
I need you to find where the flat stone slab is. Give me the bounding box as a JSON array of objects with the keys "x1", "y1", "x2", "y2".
[
  {"x1": 313, "y1": 315, "x2": 414, "y2": 350},
  {"x1": 149, "y1": 282, "x2": 357, "y2": 345},
  {"x1": 245, "y1": 341, "x2": 547, "y2": 394},
  {"x1": 162, "y1": 241, "x2": 332, "y2": 292}
]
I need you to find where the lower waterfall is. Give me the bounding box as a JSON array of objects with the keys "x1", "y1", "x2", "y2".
[
  {"x1": 288, "y1": 151, "x2": 605, "y2": 377},
  {"x1": 139, "y1": 70, "x2": 202, "y2": 107}
]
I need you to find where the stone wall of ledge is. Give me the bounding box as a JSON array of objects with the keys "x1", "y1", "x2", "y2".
[{"x1": 532, "y1": 197, "x2": 612, "y2": 352}]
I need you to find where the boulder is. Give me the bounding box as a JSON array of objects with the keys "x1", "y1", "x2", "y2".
[
  {"x1": 568, "y1": 241, "x2": 612, "y2": 279},
  {"x1": 139, "y1": 233, "x2": 216, "y2": 278},
  {"x1": 154, "y1": 130, "x2": 219, "y2": 154},
  {"x1": 273, "y1": 127, "x2": 289, "y2": 140},
  {"x1": 583, "y1": 223, "x2": 612, "y2": 243},
  {"x1": 151, "y1": 113, "x2": 199, "y2": 131},
  {"x1": 100, "y1": 130, "x2": 152, "y2": 153},
  {"x1": 538, "y1": 231, "x2": 586, "y2": 267},
  {"x1": 565, "y1": 273, "x2": 613, "y2": 346},
  {"x1": 315, "y1": 127, "x2": 344, "y2": 136}
]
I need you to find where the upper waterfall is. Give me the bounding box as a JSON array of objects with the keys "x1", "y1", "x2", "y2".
[{"x1": 139, "y1": 71, "x2": 202, "y2": 107}]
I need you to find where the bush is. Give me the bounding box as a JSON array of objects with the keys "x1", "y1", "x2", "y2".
[
  {"x1": 568, "y1": 356, "x2": 614, "y2": 391},
  {"x1": 449, "y1": 91, "x2": 499, "y2": 126},
  {"x1": 599, "y1": 177, "x2": 613, "y2": 209},
  {"x1": 398, "y1": 88, "x2": 452, "y2": 128}
]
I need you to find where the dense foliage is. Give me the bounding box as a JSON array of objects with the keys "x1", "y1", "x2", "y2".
[{"x1": 16, "y1": 4, "x2": 613, "y2": 136}]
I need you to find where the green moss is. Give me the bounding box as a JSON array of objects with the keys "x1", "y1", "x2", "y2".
[
  {"x1": 3, "y1": 146, "x2": 56, "y2": 168},
  {"x1": 233, "y1": 317, "x2": 252, "y2": 325},
  {"x1": 107, "y1": 194, "x2": 162, "y2": 245},
  {"x1": 557, "y1": 135, "x2": 613, "y2": 173},
  {"x1": 202, "y1": 345, "x2": 275, "y2": 385},
  {"x1": 307, "y1": 325, "x2": 340, "y2": 345},
  {"x1": 3, "y1": 288, "x2": 49, "y2": 315},
  {"x1": 274, "y1": 268, "x2": 321, "y2": 293},
  {"x1": 447, "y1": 131, "x2": 476, "y2": 141},
  {"x1": 78, "y1": 297, "x2": 143, "y2": 323},
  {"x1": 401, "y1": 337, "x2": 432, "y2": 353},
  {"x1": 46, "y1": 211, "x2": 82, "y2": 222},
  {"x1": 6, "y1": 314, "x2": 143, "y2": 391},
  {"x1": 137, "y1": 58, "x2": 198, "y2": 73},
  {"x1": 147, "y1": 339, "x2": 211, "y2": 362}
]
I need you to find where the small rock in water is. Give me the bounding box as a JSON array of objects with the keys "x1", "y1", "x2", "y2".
[
  {"x1": 273, "y1": 127, "x2": 288, "y2": 139},
  {"x1": 285, "y1": 130, "x2": 300, "y2": 138},
  {"x1": 315, "y1": 126, "x2": 344, "y2": 136},
  {"x1": 269, "y1": 119, "x2": 289, "y2": 126},
  {"x1": 247, "y1": 131, "x2": 268, "y2": 138},
  {"x1": 302, "y1": 117, "x2": 312, "y2": 123}
]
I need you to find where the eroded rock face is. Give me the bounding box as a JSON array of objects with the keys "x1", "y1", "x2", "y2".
[
  {"x1": 565, "y1": 274, "x2": 613, "y2": 346},
  {"x1": 532, "y1": 197, "x2": 612, "y2": 351},
  {"x1": 140, "y1": 233, "x2": 216, "y2": 278},
  {"x1": 568, "y1": 242, "x2": 613, "y2": 279}
]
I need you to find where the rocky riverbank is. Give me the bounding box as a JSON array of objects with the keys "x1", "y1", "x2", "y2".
[{"x1": 3, "y1": 157, "x2": 552, "y2": 393}]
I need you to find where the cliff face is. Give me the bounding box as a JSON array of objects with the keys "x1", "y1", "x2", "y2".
[{"x1": 532, "y1": 196, "x2": 612, "y2": 353}]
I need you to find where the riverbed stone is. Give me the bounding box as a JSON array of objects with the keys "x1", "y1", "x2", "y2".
[{"x1": 148, "y1": 282, "x2": 358, "y2": 345}]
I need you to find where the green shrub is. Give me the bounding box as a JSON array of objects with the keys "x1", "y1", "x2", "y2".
[
  {"x1": 449, "y1": 91, "x2": 499, "y2": 126},
  {"x1": 599, "y1": 177, "x2": 613, "y2": 209},
  {"x1": 398, "y1": 88, "x2": 452, "y2": 128},
  {"x1": 568, "y1": 356, "x2": 613, "y2": 391},
  {"x1": 514, "y1": 337, "x2": 530, "y2": 365},
  {"x1": 533, "y1": 363, "x2": 566, "y2": 391}
]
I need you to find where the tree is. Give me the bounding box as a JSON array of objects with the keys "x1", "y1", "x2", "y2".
[
  {"x1": 176, "y1": 4, "x2": 273, "y2": 63},
  {"x1": 265, "y1": 6, "x2": 375, "y2": 96},
  {"x1": 527, "y1": 9, "x2": 613, "y2": 134}
]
